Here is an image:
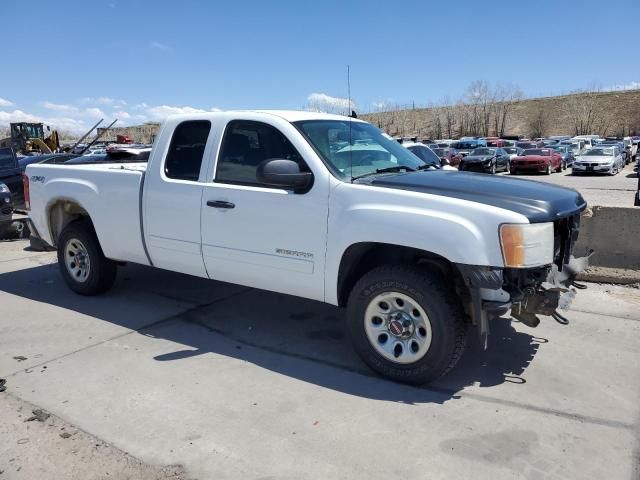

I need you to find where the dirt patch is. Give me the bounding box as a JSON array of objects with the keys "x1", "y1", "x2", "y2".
[{"x1": 0, "y1": 392, "x2": 194, "y2": 479}]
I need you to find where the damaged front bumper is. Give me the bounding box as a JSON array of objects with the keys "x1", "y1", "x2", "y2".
[{"x1": 456, "y1": 254, "x2": 590, "y2": 348}]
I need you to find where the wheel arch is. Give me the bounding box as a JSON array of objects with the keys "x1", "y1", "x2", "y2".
[
  {"x1": 336, "y1": 242, "x2": 468, "y2": 308},
  {"x1": 47, "y1": 199, "x2": 95, "y2": 247}
]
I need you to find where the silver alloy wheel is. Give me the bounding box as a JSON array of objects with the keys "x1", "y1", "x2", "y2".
[
  {"x1": 364, "y1": 291, "x2": 433, "y2": 364},
  {"x1": 64, "y1": 238, "x2": 91, "y2": 283}
]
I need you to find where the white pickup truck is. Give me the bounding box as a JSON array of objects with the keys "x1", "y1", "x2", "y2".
[{"x1": 25, "y1": 111, "x2": 588, "y2": 384}]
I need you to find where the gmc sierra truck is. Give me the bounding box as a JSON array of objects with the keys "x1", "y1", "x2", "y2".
[{"x1": 25, "y1": 111, "x2": 588, "y2": 384}]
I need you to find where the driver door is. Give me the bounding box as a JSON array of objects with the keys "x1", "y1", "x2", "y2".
[{"x1": 200, "y1": 119, "x2": 329, "y2": 302}]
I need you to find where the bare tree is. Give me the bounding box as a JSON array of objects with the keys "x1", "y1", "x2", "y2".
[
  {"x1": 528, "y1": 104, "x2": 548, "y2": 138},
  {"x1": 441, "y1": 96, "x2": 456, "y2": 138},
  {"x1": 492, "y1": 84, "x2": 523, "y2": 136},
  {"x1": 566, "y1": 89, "x2": 600, "y2": 135}
]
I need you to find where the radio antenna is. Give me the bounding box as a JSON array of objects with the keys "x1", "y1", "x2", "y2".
[{"x1": 348, "y1": 64, "x2": 353, "y2": 182}]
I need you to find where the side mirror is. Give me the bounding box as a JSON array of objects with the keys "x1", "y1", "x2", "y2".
[{"x1": 256, "y1": 159, "x2": 313, "y2": 193}]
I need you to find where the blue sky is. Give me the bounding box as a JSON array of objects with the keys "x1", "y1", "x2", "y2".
[{"x1": 1, "y1": 0, "x2": 638, "y2": 133}]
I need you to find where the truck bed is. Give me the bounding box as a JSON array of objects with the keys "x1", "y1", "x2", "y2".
[{"x1": 27, "y1": 162, "x2": 150, "y2": 265}]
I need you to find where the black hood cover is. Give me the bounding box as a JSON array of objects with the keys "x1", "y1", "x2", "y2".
[{"x1": 368, "y1": 171, "x2": 587, "y2": 223}]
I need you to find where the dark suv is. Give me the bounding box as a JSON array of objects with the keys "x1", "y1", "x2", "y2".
[{"x1": 0, "y1": 147, "x2": 24, "y2": 210}]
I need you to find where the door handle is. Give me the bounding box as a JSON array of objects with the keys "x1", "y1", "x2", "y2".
[{"x1": 207, "y1": 200, "x2": 235, "y2": 209}]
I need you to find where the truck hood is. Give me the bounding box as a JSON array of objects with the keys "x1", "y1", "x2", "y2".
[{"x1": 367, "y1": 171, "x2": 586, "y2": 223}]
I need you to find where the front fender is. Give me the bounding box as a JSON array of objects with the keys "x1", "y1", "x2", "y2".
[{"x1": 324, "y1": 183, "x2": 528, "y2": 304}]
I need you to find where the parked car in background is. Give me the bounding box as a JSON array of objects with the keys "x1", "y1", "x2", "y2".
[
  {"x1": 503, "y1": 146, "x2": 524, "y2": 160},
  {"x1": 548, "y1": 144, "x2": 575, "y2": 169},
  {"x1": 83, "y1": 148, "x2": 107, "y2": 156},
  {"x1": 486, "y1": 138, "x2": 507, "y2": 147},
  {"x1": 432, "y1": 147, "x2": 463, "y2": 167},
  {"x1": 572, "y1": 146, "x2": 624, "y2": 175},
  {"x1": 599, "y1": 140, "x2": 630, "y2": 164},
  {"x1": 64, "y1": 147, "x2": 152, "y2": 164},
  {"x1": 561, "y1": 140, "x2": 585, "y2": 155},
  {"x1": 18, "y1": 153, "x2": 79, "y2": 169},
  {"x1": 402, "y1": 142, "x2": 457, "y2": 170},
  {"x1": 510, "y1": 148, "x2": 563, "y2": 175},
  {"x1": 517, "y1": 140, "x2": 544, "y2": 149},
  {"x1": 450, "y1": 140, "x2": 484, "y2": 157},
  {"x1": 0, "y1": 181, "x2": 13, "y2": 226},
  {"x1": 457, "y1": 147, "x2": 510, "y2": 174},
  {"x1": 0, "y1": 147, "x2": 25, "y2": 210},
  {"x1": 548, "y1": 135, "x2": 571, "y2": 142},
  {"x1": 571, "y1": 135, "x2": 600, "y2": 150}
]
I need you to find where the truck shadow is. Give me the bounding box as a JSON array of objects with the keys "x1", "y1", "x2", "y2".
[{"x1": 0, "y1": 261, "x2": 542, "y2": 405}]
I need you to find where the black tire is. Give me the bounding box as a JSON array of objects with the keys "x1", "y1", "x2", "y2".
[
  {"x1": 57, "y1": 220, "x2": 117, "y2": 295},
  {"x1": 490, "y1": 162, "x2": 497, "y2": 174},
  {"x1": 505, "y1": 160, "x2": 511, "y2": 172},
  {"x1": 545, "y1": 164, "x2": 551, "y2": 175},
  {"x1": 346, "y1": 265, "x2": 467, "y2": 385},
  {"x1": 510, "y1": 168, "x2": 517, "y2": 175}
]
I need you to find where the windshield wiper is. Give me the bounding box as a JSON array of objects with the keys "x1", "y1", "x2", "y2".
[
  {"x1": 351, "y1": 165, "x2": 416, "y2": 181},
  {"x1": 416, "y1": 163, "x2": 441, "y2": 170}
]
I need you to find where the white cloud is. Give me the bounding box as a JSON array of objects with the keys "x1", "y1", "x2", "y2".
[
  {"x1": 81, "y1": 96, "x2": 126, "y2": 106},
  {"x1": 145, "y1": 105, "x2": 218, "y2": 120},
  {"x1": 42, "y1": 101, "x2": 78, "y2": 112},
  {"x1": 306, "y1": 92, "x2": 355, "y2": 114},
  {"x1": 603, "y1": 81, "x2": 640, "y2": 92},
  {"x1": 149, "y1": 41, "x2": 171, "y2": 52},
  {"x1": 112, "y1": 110, "x2": 131, "y2": 119},
  {"x1": 85, "y1": 107, "x2": 105, "y2": 118},
  {"x1": 0, "y1": 109, "x2": 88, "y2": 135},
  {"x1": 0, "y1": 98, "x2": 13, "y2": 107}
]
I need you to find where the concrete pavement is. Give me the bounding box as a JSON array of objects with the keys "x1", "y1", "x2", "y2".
[
  {"x1": 498, "y1": 162, "x2": 638, "y2": 207},
  {"x1": 1, "y1": 240, "x2": 639, "y2": 479}
]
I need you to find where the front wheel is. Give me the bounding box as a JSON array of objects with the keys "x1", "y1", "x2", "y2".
[
  {"x1": 346, "y1": 265, "x2": 467, "y2": 385},
  {"x1": 490, "y1": 162, "x2": 497, "y2": 174},
  {"x1": 57, "y1": 220, "x2": 117, "y2": 295},
  {"x1": 545, "y1": 164, "x2": 551, "y2": 175}
]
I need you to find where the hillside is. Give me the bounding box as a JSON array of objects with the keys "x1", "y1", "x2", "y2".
[{"x1": 362, "y1": 89, "x2": 640, "y2": 139}]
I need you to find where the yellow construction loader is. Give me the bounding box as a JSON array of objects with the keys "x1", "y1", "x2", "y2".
[{"x1": 0, "y1": 122, "x2": 60, "y2": 154}]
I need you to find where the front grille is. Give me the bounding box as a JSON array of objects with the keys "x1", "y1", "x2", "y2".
[
  {"x1": 1, "y1": 205, "x2": 11, "y2": 215},
  {"x1": 553, "y1": 214, "x2": 580, "y2": 270}
]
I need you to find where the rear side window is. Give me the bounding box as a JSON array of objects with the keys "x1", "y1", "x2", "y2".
[
  {"x1": 215, "y1": 120, "x2": 306, "y2": 186},
  {"x1": 164, "y1": 120, "x2": 211, "y2": 181}
]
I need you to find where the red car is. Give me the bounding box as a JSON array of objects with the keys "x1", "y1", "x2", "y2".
[
  {"x1": 432, "y1": 147, "x2": 463, "y2": 167},
  {"x1": 510, "y1": 148, "x2": 563, "y2": 175}
]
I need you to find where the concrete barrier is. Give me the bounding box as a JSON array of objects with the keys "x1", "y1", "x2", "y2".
[{"x1": 574, "y1": 206, "x2": 640, "y2": 282}]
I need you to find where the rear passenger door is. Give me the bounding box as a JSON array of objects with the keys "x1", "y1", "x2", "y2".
[{"x1": 143, "y1": 120, "x2": 212, "y2": 277}]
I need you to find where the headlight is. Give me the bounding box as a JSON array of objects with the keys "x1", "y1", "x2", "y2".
[
  {"x1": 499, "y1": 223, "x2": 554, "y2": 268},
  {"x1": 0, "y1": 184, "x2": 9, "y2": 193}
]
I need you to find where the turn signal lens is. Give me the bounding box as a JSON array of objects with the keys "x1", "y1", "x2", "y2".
[{"x1": 500, "y1": 223, "x2": 554, "y2": 268}]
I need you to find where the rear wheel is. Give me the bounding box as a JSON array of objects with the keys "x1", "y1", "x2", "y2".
[
  {"x1": 57, "y1": 220, "x2": 117, "y2": 295},
  {"x1": 346, "y1": 265, "x2": 467, "y2": 385}
]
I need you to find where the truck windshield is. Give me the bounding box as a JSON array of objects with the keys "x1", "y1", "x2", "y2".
[{"x1": 294, "y1": 120, "x2": 426, "y2": 180}]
